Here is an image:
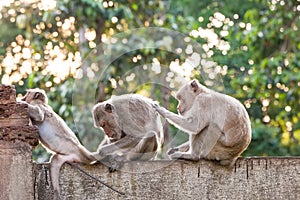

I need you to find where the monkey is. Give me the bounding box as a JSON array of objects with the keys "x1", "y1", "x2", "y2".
[
  {"x1": 92, "y1": 94, "x2": 163, "y2": 169},
  {"x1": 20, "y1": 88, "x2": 98, "y2": 199},
  {"x1": 153, "y1": 79, "x2": 252, "y2": 167}
]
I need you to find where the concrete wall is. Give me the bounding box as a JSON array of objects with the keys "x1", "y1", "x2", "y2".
[
  {"x1": 34, "y1": 157, "x2": 300, "y2": 200},
  {"x1": 0, "y1": 141, "x2": 35, "y2": 200},
  {"x1": 0, "y1": 84, "x2": 39, "y2": 200}
]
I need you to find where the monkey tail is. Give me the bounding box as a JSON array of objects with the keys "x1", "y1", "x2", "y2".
[{"x1": 67, "y1": 163, "x2": 125, "y2": 196}]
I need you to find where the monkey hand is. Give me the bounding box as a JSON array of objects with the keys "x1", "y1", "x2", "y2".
[
  {"x1": 17, "y1": 99, "x2": 28, "y2": 105},
  {"x1": 152, "y1": 103, "x2": 167, "y2": 118},
  {"x1": 107, "y1": 155, "x2": 125, "y2": 172}
]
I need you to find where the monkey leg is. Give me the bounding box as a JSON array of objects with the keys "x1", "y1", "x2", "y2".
[
  {"x1": 169, "y1": 123, "x2": 222, "y2": 161},
  {"x1": 50, "y1": 154, "x2": 65, "y2": 200},
  {"x1": 107, "y1": 131, "x2": 158, "y2": 172},
  {"x1": 99, "y1": 131, "x2": 159, "y2": 172},
  {"x1": 168, "y1": 128, "x2": 206, "y2": 161},
  {"x1": 198, "y1": 122, "x2": 222, "y2": 158},
  {"x1": 167, "y1": 141, "x2": 190, "y2": 155},
  {"x1": 127, "y1": 131, "x2": 158, "y2": 161},
  {"x1": 50, "y1": 154, "x2": 81, "y2": 199},
  {"x1": 97, "y1": 135, "x2": 141, "y2": 157},
  {"x1": 169, "y1": 151, "x2": 200, "y2": 161},
  {"x1": 199, "y1": 124, "x2": 240, "y2": 167}
]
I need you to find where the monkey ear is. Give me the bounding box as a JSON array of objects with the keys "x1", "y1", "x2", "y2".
[
  {"x1": 105, "y1": 103, "x2": 114, "y2": 113},
  {"x1": 33, "y1": 92, "x2": 41, "y2": 99},
  {"x1": 190, "y1": 80, "x2": 199, "y2": 93}
]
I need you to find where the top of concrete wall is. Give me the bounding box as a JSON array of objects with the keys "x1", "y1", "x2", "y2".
[{"x1": 35, "y1": 157, "x2": 300, "y2": 200}]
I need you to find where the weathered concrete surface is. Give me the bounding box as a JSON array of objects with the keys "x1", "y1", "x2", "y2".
[
  {"x1": 0, "y1": 84, "x2": 39, "y2": 200},
  {"x1": 0, "y1": 126, "x2": 39, "y2": 146},
  {"x1": 34, "y1": 157, "x2": 300, "y2": 200},
  {"x1": 0, "y1": 141, "x2": 35, "y2": 200},
  {"x1": 0, "y1": 103, "x2": 30, "y2": 127}
]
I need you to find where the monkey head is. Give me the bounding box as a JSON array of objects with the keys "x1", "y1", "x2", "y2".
[
  {"x1": 92, "y1": 102, "x2": 123, "y2": 140},
  {"x1": 21, "y1": 88, "x2": 48, "y2": 105},
  {"x1": 175, "y1": 79, "x2": 207, "y2": 115}
]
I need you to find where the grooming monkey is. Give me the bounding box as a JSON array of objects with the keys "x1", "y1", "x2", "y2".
[
  {"x1": 154, "y1": 79, "x2": 251, "y2": 166},
  {"x1": 20, "y1": 89, "x2": 99, "y2": 199},
  {"x1": 92, "y1": 94, "x2": 163, "y2": 168}
]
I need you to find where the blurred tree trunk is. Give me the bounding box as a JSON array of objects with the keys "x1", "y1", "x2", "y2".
[
  {"x1": 95, "y1": 18, "x2": 106, "y2": 103},
  {"x1": 79, "y1": 18, "x2": 105, "y2": 103},
  {"x1": 79, "y1": 25, "x2": 88, "y2": 72}
]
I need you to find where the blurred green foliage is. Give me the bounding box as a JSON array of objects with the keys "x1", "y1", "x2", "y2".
[{"x1": 1, "y1": 0, "x2": 299, "y2": 161}]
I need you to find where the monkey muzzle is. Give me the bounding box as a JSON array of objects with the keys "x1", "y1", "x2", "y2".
[{"x1": 103, "y1": 128, "x2": 118, "y2": 140}]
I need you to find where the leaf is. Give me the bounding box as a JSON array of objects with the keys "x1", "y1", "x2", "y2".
[
  {"x1": 28, "y1": 73, "x2": 35, "y2": 88},
  {"x1": 132, "y1": 3, "x2": 138, "y2": 11}
]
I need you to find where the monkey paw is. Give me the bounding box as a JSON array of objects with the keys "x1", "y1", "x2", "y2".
[
  {"x1": 169, "y1": 152, "x2": 183, "y2": 160},
  {"x1": 167, "y1": 148, "x2": 178, "y2": 155},
  {"x1": 107, "y1": 156, "x2": 125, "y2": 172},
  {"x1": 108, "y1": 161, "x2": 124, "y2": 172},
  {"x1": 152, "y1": 104, "x2": 167, "y2": 117},
  {"x1": 17, "y1": 100, "x2": 28, "y2": 105}
]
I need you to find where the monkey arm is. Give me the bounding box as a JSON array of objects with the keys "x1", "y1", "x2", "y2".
[
  {"x1": 98, "y1": 135, "x2": 141, "y2": 156},
  {"x1": 20, "y1": 101, "x2": 45, "y2": 122},
  {"x1": 154, "y1": 104, "x2": 208, "y2": 135},
  {"x1": 28, "y1": 105, "x2": 44, "y2": 122},
  {"x1": 153, "y1": 103, "x2": 167, "y2": 118},
  {"x1": 98, "y1": 137, "x2": 109, "y2": 148}
]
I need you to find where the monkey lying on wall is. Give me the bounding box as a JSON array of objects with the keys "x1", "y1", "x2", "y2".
[
  {"x1": 154, "y1": 79, "x2": 251, "y2": 167},
  {"x1": 20, "y1": 89, "x2": 98, "y2": 199},
  {"x1": 92, "y1": 94, "x2": 164, "y2": 169}
]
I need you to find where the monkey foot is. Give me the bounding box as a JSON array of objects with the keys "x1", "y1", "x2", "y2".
[{"x1": 167, "y1": 148, "x2": 178, "y2": 155}]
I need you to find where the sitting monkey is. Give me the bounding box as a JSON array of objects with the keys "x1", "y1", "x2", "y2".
[
  {"x1": 20, "y1": 89, "x2": 97, "y2": 199},
  {"x1": 154, "y1": 79, "x2": 251, "y2": 166},
  {"x1": 92, "y1": 94, "x2": 163, "y2": 168}
]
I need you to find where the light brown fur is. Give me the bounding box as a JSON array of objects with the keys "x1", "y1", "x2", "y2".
[
  {"x1": 92, "y1": 94, "x2": 163, "y2": 166},
  {"x1": 20, "y1": 88, "x2": 96, "y2": 199},
  {"x1": 154, "y1": 79, "x2": 251, "y2": 166}
]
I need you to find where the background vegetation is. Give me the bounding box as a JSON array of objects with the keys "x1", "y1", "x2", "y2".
[{"x1": 1, "y1": 0, "x2": 299, "y2": 161}]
